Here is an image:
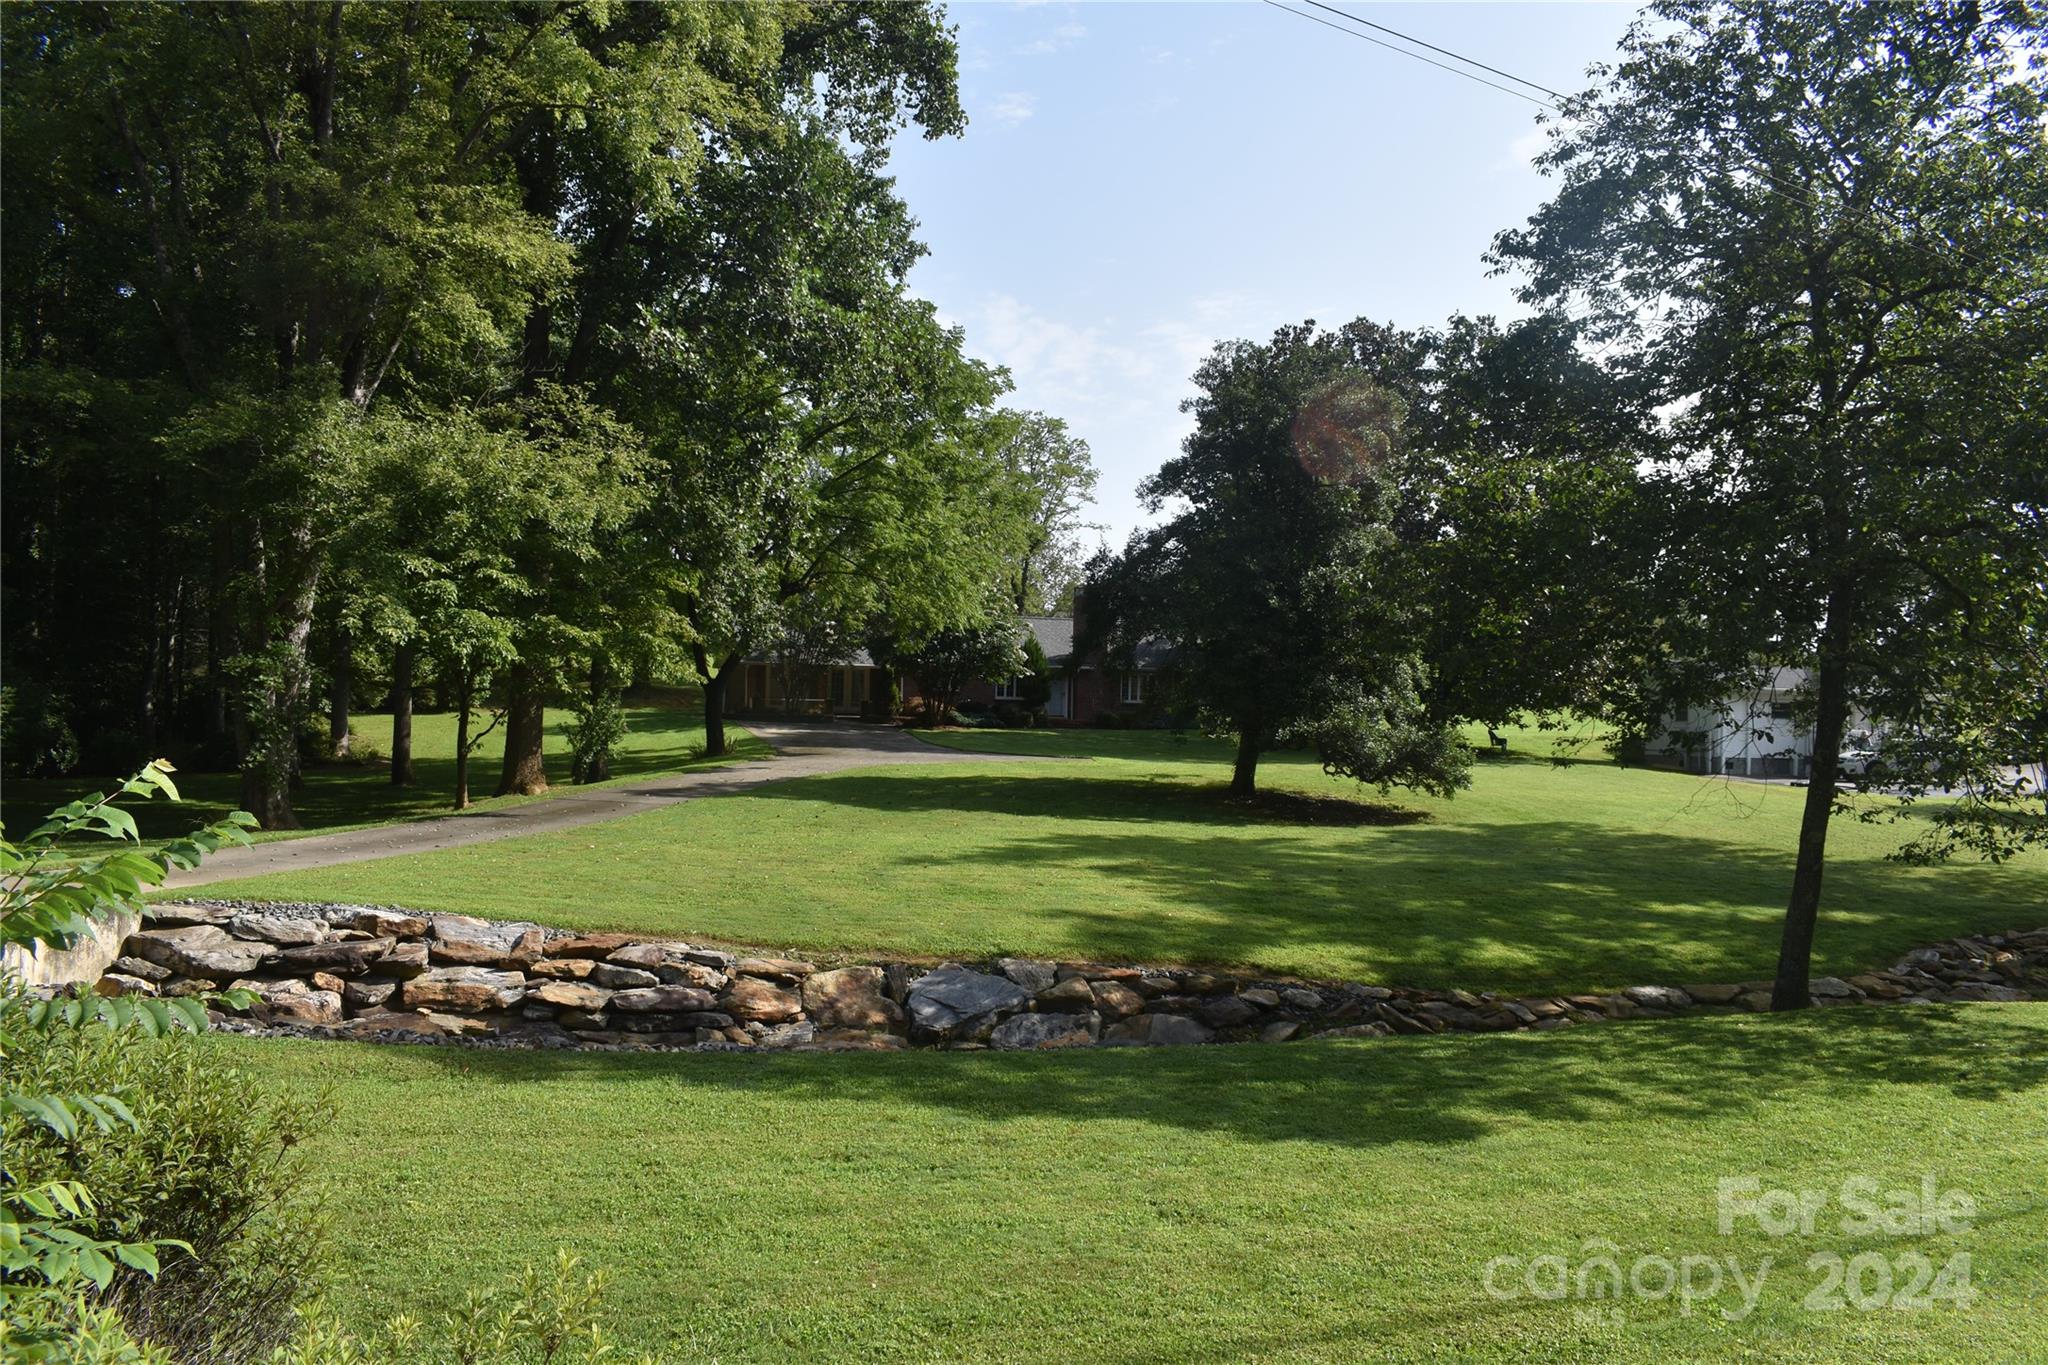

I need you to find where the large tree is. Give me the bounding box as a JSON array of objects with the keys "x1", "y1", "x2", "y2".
[
  {"x1": 1492, "y1": 0, "x2": 2048, "y2": 1008},
  {"x1": 1088, "y1": 323, "x2": 1472, "y2": 799},
  {"x1": 1332, "y1": 314, "x2": 1654, "y2": 732},
  {"x1": 988, "y1": 410, "x2": 1098, "y2": 614},
  {"x1": 0, "y1": 3, "x2": 700, "y2": 824},
  {"x1": 620, "y1": 68, "x2": 1029, "y2": 756},
  {"x1": 0, "y1": 2, "x2": 973, "y2": 813}
]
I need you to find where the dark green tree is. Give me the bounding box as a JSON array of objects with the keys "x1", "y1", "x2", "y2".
[
  {"x1": 908, "y1": 619, "x2": 1026, "y2": 724},
  {"x1": 1491, "y1": 0, "x2": 2048, "y2": 1007},
  {"x1": 622, "y1": 88, "x2": 1027, "y2": 755},
  {"x1": 1089, "y1": 324, "x2": 1471, "y2": 799}
]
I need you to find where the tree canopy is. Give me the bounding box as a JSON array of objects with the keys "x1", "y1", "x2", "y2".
[
  {"x1": 1088, "y1": 323, "x2": 1473, "y2": 799},
  {"x1": 1491, "y1": 0, "x2": 2048, "y2": 1006},
  {"x1": 2, "y1": 1, "x2": 1059, "y2": 814}
]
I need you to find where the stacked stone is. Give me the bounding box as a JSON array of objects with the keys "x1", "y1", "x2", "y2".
[{"x1": 96, "y1": 901, "x2": 2047, "y2": 1055}]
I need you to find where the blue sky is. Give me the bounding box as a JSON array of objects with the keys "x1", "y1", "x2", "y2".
[{"x1": 886, "y1": 1, "x2": 1640, "y2": 544}]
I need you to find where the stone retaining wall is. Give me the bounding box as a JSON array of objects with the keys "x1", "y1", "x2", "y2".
[{"x1": 97, "y1": 900, "x2": 2047, "y2": 1054}]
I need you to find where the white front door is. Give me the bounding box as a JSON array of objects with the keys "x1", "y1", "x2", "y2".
[{"x1": 1048, "y1": 678, "x2": 1069, "y2": 718}]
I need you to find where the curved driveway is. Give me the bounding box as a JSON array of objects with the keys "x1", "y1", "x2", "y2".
[{"x1": 164, "y1": 721, "x2": 1034, "y2": 890}]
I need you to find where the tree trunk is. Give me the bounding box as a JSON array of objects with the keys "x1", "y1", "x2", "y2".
[
  {"x1": 454, "y1": 668, "x2": 474, "y2": 810},
  {"x1": 1770, "y1": 654, "x2": 1851, "y2": 1011},
  {"x1": 1230, "y1": 731, "x2": 1260, "y2": 797},
  {"x1": 390, "y1": 642, "x2": 416, "y2": 786},
  {"x1": 494, "y1": 661, "x2": 549, "y2": 796},
  {"x1": 702, "y1": 665, "x2": 730, "y2": 757},
  {"x1": 328, "y1": 626, "x2": 352, "y2": 758}
]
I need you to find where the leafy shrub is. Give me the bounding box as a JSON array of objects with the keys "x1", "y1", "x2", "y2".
[
  {"x1": 0, "y1": 1287, "x2": 175, "y2": 1364},
  {"x1": 566, "y1": 691, "x2": 626, "y2": 784},
  {"x1": 4, "y1": 1002, "x2": 331, "y2": 1363},
  {"x1": 293, "y1": 715, "x2": 333, "y2": 768},
  {"x1": 2, "y1": 683, "x2": 81, "y2": 777},
  {"x1": 3, "y1": 762, "x2": 261, "y2": 1361},
  {"x1": 1016, "y1": 636, "x2": 1053, "y2": 712},
  {"x1": 266, "y1": 1253, "x2": 655, "y2": 1365},
  {"x1": 1091, "y1": 712, "x2": 1126, "y2": 729}
]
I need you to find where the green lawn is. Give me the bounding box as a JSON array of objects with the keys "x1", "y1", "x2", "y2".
[
  {"x1": 219, "y1": 1004, "x2": 2048, "y2": 1362},
  {"x1": 195, "y1": 725, "x2": 2046, "y2": 996},
  {"x1": 2, "y1": 693, "x2": 766, "y2": 846}
]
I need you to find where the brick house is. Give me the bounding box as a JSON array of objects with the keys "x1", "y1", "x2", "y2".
[
  {"x1": 734, "y1": 614, "x2": 1166, "y2": 725},
  {"x1": 937, "y1": 615, "x2": 1169, "y2": 725}
]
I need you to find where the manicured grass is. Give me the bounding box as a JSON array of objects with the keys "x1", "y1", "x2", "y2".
[
  {"x1": 197, "y1": 726, "x2": 2045, "y2": 995},
  {"x1": 218, "y1": 1005, "x2": 2048, "y2": 1362},
  {"x1": 2, "y1": 694, "x2": 766, "y2": 846}
]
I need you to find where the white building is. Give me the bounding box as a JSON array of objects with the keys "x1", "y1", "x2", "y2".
[{"x1": 1651, "y1": 667, "x2": 1871, "y2": 780}]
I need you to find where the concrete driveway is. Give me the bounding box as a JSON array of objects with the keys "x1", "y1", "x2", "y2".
[{"x1": 163, "y1": 721, "x2": 1035, "y2": 890}]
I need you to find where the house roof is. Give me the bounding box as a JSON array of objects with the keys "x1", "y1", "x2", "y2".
[
  {"x1": 1020, "y1": 614, "x2": 1075, "y2": 664},
  {"x1": 1023, "y1": 614, "x2": 1170, "y2": 671}
]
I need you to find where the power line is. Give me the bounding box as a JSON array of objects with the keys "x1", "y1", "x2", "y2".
[
  {"x1": 1299, "y1": 0, "x2": 1568, "y2": 102},
  {"x1": 1259, "y1": 1, "x2": 1551, "y2": 109},
  {"x1": 1264, "y1": 0, "x2": 2010, "y2": 277}
]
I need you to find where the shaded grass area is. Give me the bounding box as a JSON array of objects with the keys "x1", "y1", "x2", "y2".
[
  {"x1": 219, "y1": 1005, "x2": 2048, "y2": 1362},
  {"x1": 2, "y1": 696, "x2": 766, "y2": 846},
  {"x1": 199, "y1": 726, "x2": 2045, "y2": 995}
]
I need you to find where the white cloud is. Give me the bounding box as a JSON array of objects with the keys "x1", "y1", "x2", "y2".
[
  {"x1": 988, "y1": 91, "x2": 1038, "y2": 126},
  {"x1": 1014, "y1": 21, "x2": 1086, "y2": 56},
  {"x1": 943, "y1": 292, "x2": 1279, "y2": 538}
]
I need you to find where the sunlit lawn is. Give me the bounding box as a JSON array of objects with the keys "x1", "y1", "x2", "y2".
[
  {"x1": 2, "y1": 693, "x2": 766, "y2": 847},
  {"x1": 221, "y1": 1004, "x2": 2048, "y2": 1362},
  {"x1": 190, "y1": 724, "x2": 2045, "y2": 995}
]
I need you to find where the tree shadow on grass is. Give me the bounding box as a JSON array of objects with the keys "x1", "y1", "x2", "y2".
[
  {"x1": 779, "y1": 771, "x2": 1431, "y2": 828},
  {"x1": 391, "y1": 1005, "x2": 2047, "y2": 1153},
  {"x1": 752, "y1": 772, "x2": 2030, "y2": 992}
]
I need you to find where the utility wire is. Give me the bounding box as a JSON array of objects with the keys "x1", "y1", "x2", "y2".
[
  {"x1": 1259, "y1": 1, "x2": 1551, "y2": 108},
  {"x1": 1300, "y1": 0, "x2": 1569, "y2": 101},
  {"x1": 1264, "y1": 0, "x2": 2011, "y2": 277}
]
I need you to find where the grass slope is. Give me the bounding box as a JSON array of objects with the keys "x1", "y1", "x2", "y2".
[
  {"x1": 2, "y1": 696, "x2": 766, "y2": 846},
  {"x1": 197, "y1": 727, "x2": 2045, "y2": 995},
  {"x1": 221, "y1": 1005, "x2": 2048, "y2": 1363}
]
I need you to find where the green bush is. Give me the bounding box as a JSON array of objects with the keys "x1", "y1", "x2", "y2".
[
  {"x1": 0, "y1": 1288, "x2": 175, "y2": 1364},
  {"x1": 2, "y1": 683, "x2": 81, "y2": 778},
  {"x1": 566, "y1": 691, "x2": 626, "y2": 784},
  {"x1": 293, "y1": 715, "x2": 333, "y2": 769},
  {"x1": 267, "y1": 1253, "x2": 656, "y2": 1365},
  {"x1": 3, "y1": 1008, "x2": 331, "y2": 1363},
  {"x1": 1016, "y1": 636, "x2": 1053, "y2": 712}
]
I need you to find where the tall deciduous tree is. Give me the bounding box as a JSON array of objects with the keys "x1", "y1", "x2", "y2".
[
  {"x1": 3, "y1": 4, "x2": 613, "y2": 825},
  {"x1": 1491, "y1": 0, "x2": 2048, "y2": 1007},
  {"x1": 988, "y1": 411, "x2": 1098, "y2": 614},
  {"x1": 1089, "y1": 323, "x2": 1471, "y2": 800},
  {"x1": 623, "y1": 90, "x2": 1022, "y2": 756},
  {"x1": 1360, "y1": 314, "x2": 1654, "y2": 730}
]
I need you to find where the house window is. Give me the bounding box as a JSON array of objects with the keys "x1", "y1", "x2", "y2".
[
  {"x1": 994, "y1": 677, "x2": 1022, "y2": 701},
  {"x1": 1672, "y1": 704, "x2": 1691, "y2": 725},
  {"x1": 1768, "y1": 701, "x2": 1795, "y2": 721},
  {"x1": 1120, "y1": 672, "x2": 1146, "y2": 704}
]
